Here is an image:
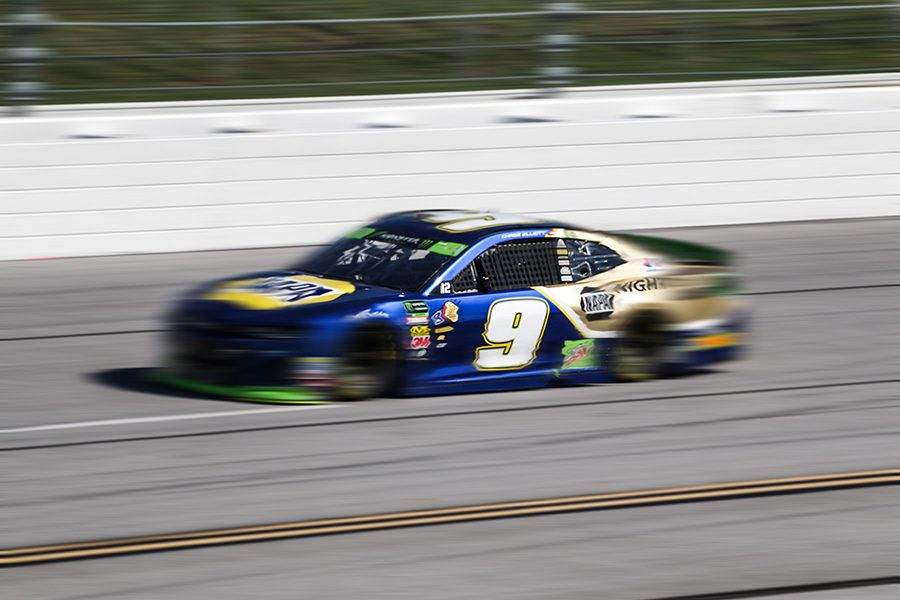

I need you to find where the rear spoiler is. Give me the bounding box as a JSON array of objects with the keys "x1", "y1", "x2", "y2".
[{"x1": 613, "y1": 233, "x2": 734, "y2": 266}]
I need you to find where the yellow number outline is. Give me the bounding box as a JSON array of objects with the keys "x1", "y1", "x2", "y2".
[{"x1": 474, "y1": 297, "x2": 550, "y2": 372}]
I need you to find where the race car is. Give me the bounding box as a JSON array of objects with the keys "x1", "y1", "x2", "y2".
[{"x1": 154, "y1": 210, "x2": 745, "y2": 403}]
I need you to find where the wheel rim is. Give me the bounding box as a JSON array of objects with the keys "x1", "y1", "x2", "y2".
[
  {"x1": 338, "y1": 331, "x2": 397, "y2": 399},
  {"x1": 614, "y1": 318, "x2": 667, "y2": 381}
]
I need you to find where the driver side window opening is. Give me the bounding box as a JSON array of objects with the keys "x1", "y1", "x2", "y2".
[
  {"x1": 442, "y1": 238, "x2": 625, "y2": 294},
  {"x1": 449, "y1": 262, "x2": 479, "y2": 294},
  {"x1": 443, "y1": 241, "x2": 560, "y2": 294},
  {"x1": 476, "y1": 240, "x2": 561, "y2": 292}
]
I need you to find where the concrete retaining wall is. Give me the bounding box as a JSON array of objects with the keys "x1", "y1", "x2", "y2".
[{"x1": 2, "y1": 80, "x2": 898, "y2": 260}]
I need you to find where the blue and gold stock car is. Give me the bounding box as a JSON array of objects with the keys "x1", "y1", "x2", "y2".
[{"x1": 155, "y1": 210, "x2": 746, "y2": 402}]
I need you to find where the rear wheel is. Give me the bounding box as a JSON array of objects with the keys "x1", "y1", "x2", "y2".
[
  {"x1": 611, "y1": 312, "x2": 672, "y2": 382},
  {"x1": 335, "y1": 326, "x2": 401, "y2": 400}
]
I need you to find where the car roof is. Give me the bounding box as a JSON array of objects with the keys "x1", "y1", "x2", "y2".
[{"x1": 370, "y1": 210, "x2": 580, "y2": 245}]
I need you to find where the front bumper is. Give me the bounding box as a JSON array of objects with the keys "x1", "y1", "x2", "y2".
[{"x1": 158, "y1": 321, "x2": 338, "y2": 403}]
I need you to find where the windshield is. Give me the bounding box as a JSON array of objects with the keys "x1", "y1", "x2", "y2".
[{"x1": 296, "y1": 230, "x2": 466, "y2": 292}]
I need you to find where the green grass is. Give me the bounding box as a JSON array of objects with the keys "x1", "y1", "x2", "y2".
[{"x1": 2, "y1": 1, "x2": 899, "y2": 104}]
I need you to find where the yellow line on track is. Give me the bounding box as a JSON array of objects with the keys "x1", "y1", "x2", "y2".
[{"x1": 2, "y1": 469, "x2": 896, "y2": 566}]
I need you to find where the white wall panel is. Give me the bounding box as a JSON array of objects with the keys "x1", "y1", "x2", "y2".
[
  {"x1": 4, "y1": 110, "x2": 900, "y2": 167},
  {"x1": 1, "y1": 84, "x2": 898, "y2": 260},
  {"x1": 8, "y1": 173, "x2": 899, "y2": 222},
  {"x1": 4, "y1": 131, "x2": 899, "y2": 193},
  {"x1": 4, "y1": 151, "x2": 897, "y2": 196}
]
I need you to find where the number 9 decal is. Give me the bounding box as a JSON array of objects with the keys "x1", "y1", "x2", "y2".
[{"x1": 475, "y1": 298, "x2": 550, "y2": 371}]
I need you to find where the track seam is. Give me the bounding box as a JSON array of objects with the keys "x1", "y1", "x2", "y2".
[
  {"x1": 2, "y1": 469, "x2": 896, "y2": 566},
  {"x1": 645, "y1": 576, "x2": 900, "y2": 600}
]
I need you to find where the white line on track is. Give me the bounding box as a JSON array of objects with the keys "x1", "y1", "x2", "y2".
[{"x1": 0, "y1": 404, "x2": 339, "y2": 434}]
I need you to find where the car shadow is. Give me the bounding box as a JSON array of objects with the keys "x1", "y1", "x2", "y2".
[
  {"x1": 669, "y1": 366, "x2": 720, "y2": 379},
  {"x1": 88, "y1": 367, "x2": 225, "y2": 402},
  {"x1": 89, "y1": 367, "x2": 333, "y2": 406},
  {"x1": 89, "y1": 365, "x2": 724, "y2": 406}
]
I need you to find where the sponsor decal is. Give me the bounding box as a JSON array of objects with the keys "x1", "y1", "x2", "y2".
[
  {"x1": 436, "y1": 342, "x2": 448, "y2": 348},
  {"x1": 642, "y1": 258, "x2": 664, "y2": 273},
  {"x1": 690, "y1": 332, "x2": 741, "y2": 349},
  {"x1": 428, "y1": 241, "x2": 468, "y2": 257},
  {"x1": 345, "y1": 232, "x2": 466, "y2": 258},
  {"x1": 404, "y1": 300, "x2": 429, "y2": 314},
  {"x1": 442, "y1": 301, "x2": 459, "y2": 322},
  {"x1": 560, "y1": 339, "x2": 596, "y2": 370},
  {"x1": 405, "y1": 315, "x2": 429, "y2": 325},
  {"x1": 435, "y1": 326, "x2": 454, "y2": 334},
  {"x1": 409, "y1": 325, "x2": 431, "y2": 337},
  {"x1": 437, "y1": 334, "x2": 447, "y2": 341},
  {"x1": 580, "y1": 288, "x2": 614, "y2": 321},
  {"x1": 614, "y1": 278, "x2": 663, "y2": 293},
  {"x1": 206, "y1": 276, "x2": 354, "y2": 310},
  {"x1": 237, "y1": 278, "x2": 329, "y2": 302},
  {"x1": 431, "y1": 301, "x2": 460, "y2": 326},
  {"x1": 548, "y1": 229, "x2": 589, "y2": 239},
  {"x1": 557, "y1": 239, "x2": 571, "y2": 279},
  {"x1": 371, "y1": 231, "x2": 428, "y2": 247},
  {"x1": 409, "y1": 335, "x2": 431, "y2": 349}
]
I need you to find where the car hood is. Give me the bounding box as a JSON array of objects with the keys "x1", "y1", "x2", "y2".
[{"x1": 182, "y1": 270, "x2": 402, "y2": 321}]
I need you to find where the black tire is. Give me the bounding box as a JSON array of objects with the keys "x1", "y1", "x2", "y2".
[
  {"x1": 335, "y1": 325, "x2": 401, "y2": 400},
  {"x1": 611, "y1": 312, "x2": 673, "y2": 382}
]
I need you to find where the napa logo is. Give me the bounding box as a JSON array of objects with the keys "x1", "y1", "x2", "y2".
[
  {"x1": 205, "y1": 275, "x2": 355, "y2": 310},
  {"x1": 246, "y1": 277, "x2": 331, "y2": 302},
  {"x1": 579, "y1": 287, "x2": 614, "y2": 321}
]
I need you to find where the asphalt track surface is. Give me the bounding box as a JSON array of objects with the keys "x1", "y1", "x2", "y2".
[{"x1": 2, "y1": 218, "x2": 898, "y2": 599}]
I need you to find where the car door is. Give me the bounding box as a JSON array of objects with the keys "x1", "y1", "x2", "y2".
[{"x1": 425, "y1": 239, "x2": 571, "y2": 386}]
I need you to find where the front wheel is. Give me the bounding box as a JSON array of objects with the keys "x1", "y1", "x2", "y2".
[
  {"x1": 610, "y1": 312, "x2": 673, "y2": 382},
  {"x1": 335, "y1": 326, "x2": 401, "y2": 400}
]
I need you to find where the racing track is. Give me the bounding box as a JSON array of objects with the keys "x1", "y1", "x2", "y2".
[{"x1": 2, "y1": 218, "x2": 898, "y2": 599}]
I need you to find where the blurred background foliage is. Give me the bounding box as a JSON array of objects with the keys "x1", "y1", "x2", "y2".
[{"x1": 2, "y1": 0, "x2": 899, "y2": 103}]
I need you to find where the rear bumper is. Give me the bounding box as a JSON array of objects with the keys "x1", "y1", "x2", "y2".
[{"x1": 672, "y1": 317, "x2": 747, "y2": 369}]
